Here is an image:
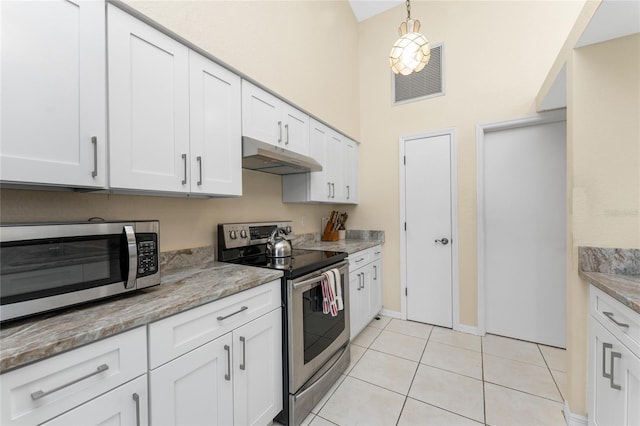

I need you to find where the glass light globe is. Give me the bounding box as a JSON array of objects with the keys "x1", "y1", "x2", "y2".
[{"x1": 389, "y1": 19, "x2": 430, "y2": 76}]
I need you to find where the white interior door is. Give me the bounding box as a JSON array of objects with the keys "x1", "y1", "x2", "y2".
[
  {"x1": 404, "y1": 134, "x2": 453, "y2": 328},
  {"x1": 481, "y1": 120, "x2": 566, "y2": 347}
]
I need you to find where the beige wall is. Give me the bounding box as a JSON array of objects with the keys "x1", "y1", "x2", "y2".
[
  {"x1": 566, "y1": 33, "x2": 640, "y2": 416},
  {"x1": 355, "y1": 1, "x2": 584, "y2": 321},
  {"x1": 0, "y1": 1, "x2": 360, "y2": 251}
]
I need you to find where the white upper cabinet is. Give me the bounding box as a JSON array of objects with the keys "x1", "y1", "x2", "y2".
[
  {"x1": 282, "y1": 119, "x2": 358, "y2": 204},
  {"x1": 189, "y1": 51, "x2": 242, "y2": 196},
  {"x1": 1, "y1": 0, "x2": 107, "y2": 188},
  {"x1": 242, "y1": 80, "x2": 309, "y2": 156},
  {"x1": 107, "y1": 5, "x2": 190, "y2": 193},
  {"x1": 108, "y1": 6, "x2": 241, "y2": 196}
]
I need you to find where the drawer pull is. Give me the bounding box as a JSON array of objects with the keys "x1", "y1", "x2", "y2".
[
  {"x1": 217, "y1": 306, "x2": 248, "y2": 321},
  {"x1": 355, "y1": 258, "x2": 365, "y2": 263},
  {"x1": 30, "y1": 363, "x2": 109, "y2": 400},
  {"x1": 603, "y1": 311, "x2": 630, "y2": 328},
  {"x1": 132, "y1": 393, "x2": 141, "y2": 426}
]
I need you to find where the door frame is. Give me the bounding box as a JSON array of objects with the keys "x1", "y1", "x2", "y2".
[
  {"x1": 476, "y1": 110, "x2": 566, "y2": 335},
  {"x1": 399, "y1": 128, "x2": 459, "y2": 329}
]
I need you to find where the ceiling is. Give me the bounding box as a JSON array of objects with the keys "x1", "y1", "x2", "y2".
[{"x1": 348, "y1": 0, "x2": 403, "y2": 22}]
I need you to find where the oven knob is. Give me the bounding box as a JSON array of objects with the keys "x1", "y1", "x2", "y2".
[
  {"x1": 240, "y1": 229, "x2": 247, "y2": 239},
  {"x1": 229, "y1": 230, "x2": 237, "y2": 240},
  {"x1": 286, "y1": 226, "x2": 292, "y2": 234}
]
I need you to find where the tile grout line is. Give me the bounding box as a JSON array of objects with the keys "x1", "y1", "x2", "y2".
[
  {"x1": 483, "y1": 379, "x2": 566, "y2": 404},
  {"x1": 536, "y1": 343, "x2": 565, "y2": 403}
]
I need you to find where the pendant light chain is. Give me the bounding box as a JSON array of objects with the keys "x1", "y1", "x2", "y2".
[{"x1": 406, "y1": 0, "x2": 411, "y2": 20}]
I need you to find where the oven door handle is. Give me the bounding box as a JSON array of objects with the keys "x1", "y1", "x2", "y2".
[
  {"x1": 124, "y1": 225, "x2": 137, "y2": 289},
  {"x1": 293, "y1": 275, "x2": 324, "y2": 290}
]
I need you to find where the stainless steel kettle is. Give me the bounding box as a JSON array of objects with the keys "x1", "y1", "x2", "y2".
[{"x1": 266, "y1": 227, "x2": 292, "y2": 258}]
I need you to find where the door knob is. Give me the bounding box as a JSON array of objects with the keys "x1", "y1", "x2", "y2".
[{"x1": 435, "y1": 238, "x2": 449, "y2": 245}]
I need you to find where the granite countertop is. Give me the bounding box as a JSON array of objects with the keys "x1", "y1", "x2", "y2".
[
  {"x1": 293, "y1": 230, "x2": 384, "y2": 255},
  {"x1": 0, "y1": 247, "x2": 282, "y2": 373},
  {"x1": 579, "y1": 247, "x2": 640, "y2": 314}
]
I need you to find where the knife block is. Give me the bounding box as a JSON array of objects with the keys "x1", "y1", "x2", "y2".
[{"x1": 321, "y1": 222, "x2": 340, "y2": 241}]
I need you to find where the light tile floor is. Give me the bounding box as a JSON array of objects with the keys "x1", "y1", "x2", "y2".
[{"x1": 302, "y1": 317, "x2": 568, "y2": 426}]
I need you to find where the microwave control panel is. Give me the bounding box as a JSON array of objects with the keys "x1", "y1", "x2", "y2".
[{"x1": 136, "y1": 233, "x2": 158, "y2": 277}]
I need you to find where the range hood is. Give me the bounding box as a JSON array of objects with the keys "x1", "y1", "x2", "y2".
[{"x1": 242, "y1": 137, "x2": 322, "y2": 175}]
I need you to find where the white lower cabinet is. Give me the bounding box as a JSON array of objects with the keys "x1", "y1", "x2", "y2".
[
  {"x1": 0, "y1": 327, "x2": 147, "y2": 426},
  {"x1": 349, "y1": 246, "x2": 383, "y2": 338},
  {"x1": 588, "y1": 285, "x2": 640, "y2": 426},
  {"x1": 42, "y1": 375, "x2": 148, "y2": 426},
  {"x1": 148, "y1": 280, "x2": 283, "y2": 426}
]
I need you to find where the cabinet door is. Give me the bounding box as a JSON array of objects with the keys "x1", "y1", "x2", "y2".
[
  {"x1": 1, "y1": 0, "x2": 106, "y2": 188},
  {"x1": 371, "y1": 259, "x2": 383, "y2": 317},
  {"x1": 282, "y1": 104, "x2": 309, "y2": 156},
  {"x1": 589, "y1": 317, "x2": 640, "y2": 426},
  {"x1": 150, "y1": 333, "x2": 234, "y2": 426},
  {"x1": 108, "y1": 5, "x2": 190, "y2": 193},
  {"x1": 308, "y1": 119, "x2": 331, "y2": 201},
  {"x1": 189, "y1": 51, "x2": 242, "y2": 196},
  {"x1": 233, "y1": 308, "x2": 283, "y2": 426},
  {"x1": 242, "y1": 81, "x2": 282, "y2": 147},
  {"x1": 349, "y1": 268, "x2": 367, "y2": 338},
  {"x1": 326, "y1": 132, "x2": 344, "y2": 202},
  {"x1": 42, "y1": 375, "x2": 148, "y2": 426},
  {"x1": 344, "y1": 139, "x2": 359, "y2": 204}
]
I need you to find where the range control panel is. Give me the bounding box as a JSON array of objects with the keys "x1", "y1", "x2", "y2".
[{"x1": 218, "y1": 221, "x2": 293, "y2": 250}]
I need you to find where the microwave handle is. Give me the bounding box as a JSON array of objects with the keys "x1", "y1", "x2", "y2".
[{"x1": 124, "y1": 226, "x2": 137, "y2": 289}]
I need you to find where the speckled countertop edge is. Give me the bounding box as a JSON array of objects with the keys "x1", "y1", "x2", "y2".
[
  {"x1": 580, "y1": 270, "x2": 640, "y2": 314},
  {"x1": 0, "y1": 260, "x2": 283, "y2": 373}
]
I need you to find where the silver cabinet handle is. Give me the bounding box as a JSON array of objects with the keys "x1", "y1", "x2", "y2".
[
  {"x1": 124, "y1": 225, "x2": 137, "y2": 289},
  {"x1": 346, "y1": 185, "x2": 350, "y2": 199},
  {"x1": 331, "y1": 183, "x2": 335, "y2": 198},
  {"x1": 327, "y1": 182, "x2": 331, "y2": 198},
  {"x1": 31, "y1": 364, "x2": 109, "y2": 400},
  {"x1": 285, "y1": 123, "x2": 289, "y2": 145},
  {"x1": 224, "y1": 345, "x2": 231, "y2": 381},
  {"x1": 375, "y1": 251, "x2": 381, "y2": 255},
  {"x1": 610, "y1": 350, "x2": 622, "y2": 390},
  {"x1": 361, "y1": 272, "x2": 365, "y2": 289},
  {"x1": 356, "y1": 273, "x2": 362, "y2": 291},
  {"x1": 132, "y1": 393, "x2": 141, "y2": 426},
  {"x1": 217, "y1": 305, "x2": 248, "y2": 321},
  {"x1": 278, "y1": 121, "x2": 282, "y2": 144},
  {"x1": 355, "y1": 258, "x2": 365, "y2": 263},
  {"x1": 181, "y1": 154, "x2": 187, "y2": 185},
  {"x1": 373, "y1": 265, "x2": 378, "y2": 280},
  {"x1": 91, "y1": 136, "x2": 98, "y2": 178},
  {"x1": 239, "y1": 336, "x2": 246, "y2": 370},
  {"x1": 603, "y1": 311, "x2": 630, "y2": 328},
  {"x1": 602, "y1": 342, "x2": 612, "y2": 380},
  {"x1": 196, "y1": 156, "x2": 203, "y2": 186}
]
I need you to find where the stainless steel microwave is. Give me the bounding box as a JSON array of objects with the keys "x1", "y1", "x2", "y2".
[{"x1": 0, "y1": 220, "x2": 160, "y2": 322}]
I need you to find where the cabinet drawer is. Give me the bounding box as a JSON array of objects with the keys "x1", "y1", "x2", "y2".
[
  {"x1": 349, "y1": 248, "x2": 373, "y2": 271},
  {"x1": 1, "y1": 327, "x2": 147, "y2": 426},
  {"x1": 590, "y1": 285, "x2": 640, "y2": 357},
  {"x1": 371, "y1": 245, "x2": 383, "y2": 261},
  {"x1": 149, "y1": 280, "x2": 281, "y2": 369}
]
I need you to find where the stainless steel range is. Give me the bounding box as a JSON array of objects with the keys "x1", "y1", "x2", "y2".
[{"x1": 218, "y1": 221, "x2": 350, "y2": 426}]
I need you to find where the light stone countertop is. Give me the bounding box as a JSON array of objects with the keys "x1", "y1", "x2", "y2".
[
  {"x1": 0, "y1": 252, "x2": 283, "y2": 373},
  {"x1": 579, "y1": 246, "x2": 640, "y2": 314},
  {"x1": 292, "y1": 230, "x2": 384, "y2": 255},
  {"x1": 580, "y1": 270, "x2": 640, "y2": 314}
]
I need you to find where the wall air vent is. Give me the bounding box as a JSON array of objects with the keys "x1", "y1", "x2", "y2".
[{"x1": 393, "y1": 43, "x2": 444, "y2": 105}]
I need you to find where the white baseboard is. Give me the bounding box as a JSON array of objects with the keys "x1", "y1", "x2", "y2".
[
  {"x1": 379, "y1": 308, "x2": 402, "y2": 319},
  {"x1": 455, "y1": 323, "x2": 484, "y2": 336},
  {"x1": 564, "y1": 401, "x2": 588, "y2": 426}
]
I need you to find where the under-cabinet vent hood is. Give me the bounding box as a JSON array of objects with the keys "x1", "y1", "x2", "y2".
[{"x1": 242, "y1": 137, "x2": 322, "y2": 175}]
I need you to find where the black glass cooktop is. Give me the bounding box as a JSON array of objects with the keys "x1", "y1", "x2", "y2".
[{"x1": 220, "y1": 246, "x2": 347, "y2": 279}]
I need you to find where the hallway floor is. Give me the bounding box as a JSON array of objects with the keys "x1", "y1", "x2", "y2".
[{"x1": 303, "y1": 317, "x2": 567, "y2": 426}]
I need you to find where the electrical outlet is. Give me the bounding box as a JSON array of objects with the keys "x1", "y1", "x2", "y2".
[{"x1": 301, "y1": 216, "x2": 306, "y2": 226}]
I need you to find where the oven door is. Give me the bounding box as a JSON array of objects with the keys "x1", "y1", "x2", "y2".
[{"x1": 287, "y1": 260, "x2": 350, "y2": 393}]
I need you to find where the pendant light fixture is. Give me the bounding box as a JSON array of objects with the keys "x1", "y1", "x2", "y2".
[{"x1": 389, "y1": 0, "x2": 431, "y2": 76}]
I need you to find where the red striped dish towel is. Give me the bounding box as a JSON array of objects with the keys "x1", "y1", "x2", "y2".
[{"x1": 321, "y1": 269, "x2": 343, "y2": 317}]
